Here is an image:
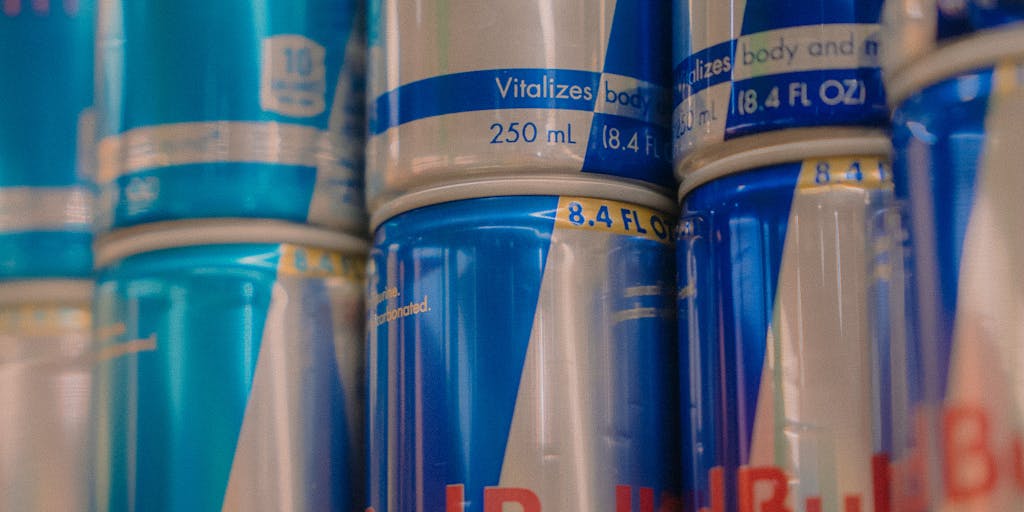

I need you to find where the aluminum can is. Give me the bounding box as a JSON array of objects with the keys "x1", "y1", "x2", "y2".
[
  {"x1": 882, "y1": 0, "x2": 1024, "y2": 88},
  {"x1": 0, "y1": 2, "x2": 94, "y2": 278},
  {"x1": 365, "y1": 0, "x2": 673, "y2": 211},
  {"x1": 672, "y1": 0, "x2": 887, "y2": 172},
  {"x1": 676, "y1": 137, "x2": 894, "y2": 512},
  {"x1": 0, "y1": 280, "x2": 94, "y2": 511},
  {"x1": 92, "y1": 220, "x2": 366, "y2": 511},
  {"x1": 889, "y1": 48, "x2": 1024, "y2": 509},
  {"x1": 366, "y1": 177, "x2": 679, "y2": 512},
  {"x1": 96, "y1": 0, "x2": 365, "y2": 234}
]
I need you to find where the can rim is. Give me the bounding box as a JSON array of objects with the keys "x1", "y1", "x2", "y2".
[
  {"x1": 0, "y1": 279, "x2": 93, "y2": 305},
  {"x1": 887, "y1": 26, "x2": 1024, "y2": 106},
  {"x1": 369, "y1": 176, "x2": 678, "y2": 232},
  {"x1": 94, "y1": 219, "x2": 369, "y2": 268},
  {"x1": 677, "y1": 130, "x2": 892, "y2": 201}
]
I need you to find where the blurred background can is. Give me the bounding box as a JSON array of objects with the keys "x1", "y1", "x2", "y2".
[
  {"x1": 95, "y1": 0, "x2": 366, "y2": 233},
  {"x1": 366, "y1": 178, "x2": 680, "y2": 512},
  {"x1": 366, "y1": 0, "x2": 673, "y2": 211},
  {"x1": 0, "y1": 1, "x2": 95, "y2": 279},
  {"x1": 889, "y1": 45, "x2": 1024, "y2": 508},
  {"x1": 92, "y1": 220, "x2": 366, "y2": 511},
  {"x1": 0, "y1": 280, "x2": 95, "y2": 511},
  {"x1": 676, "y1": 136, "x2": 894, "y2": 511},
  {"x1": 882, "y1": 0, "x2": 1024, "y2": 86}
]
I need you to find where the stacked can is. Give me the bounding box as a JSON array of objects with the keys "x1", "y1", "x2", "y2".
[
  {"x1": 92, "y1": 1, "x2": 368, "y2": 509},
  {"x1": 0, "y1": 3, "x2": 97, "y2": 511},
  {"x1": 365, "y1": 1, "x2": 680, "y2": 510},
  {"x1": 884, "y1": 2, "x2": 1024, "y2": 508},
  {"x1": 673, "y1": 1, "x2": 896, "y2": 511}
]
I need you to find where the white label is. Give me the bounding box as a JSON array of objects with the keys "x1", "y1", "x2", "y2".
[{"x1": 260, "y1": 35, "x2": 327, "y2": 118}]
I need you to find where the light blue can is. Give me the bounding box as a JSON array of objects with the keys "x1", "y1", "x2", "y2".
[
  {"x1": 96, "y1": 0, "x2": 366, "y2": 233},
  {"x1": 92, "y1": 220, "x2": 366, "y2": 511},
  {"x1": 0, "y1": 1, "x2": 94, "y2": 279}
]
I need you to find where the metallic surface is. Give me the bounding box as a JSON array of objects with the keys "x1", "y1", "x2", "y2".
[
  {"x1": 890, "y1": 59, "x2": 1024, "y2": 508},
  {"x1": 0, "y1": 282, "x2": 94, "y2": 511},
  {"x1": 366, "y1": 0, "x2": 673, "y2": 211},
  {"x1": 0, "y1": 1, "x2": 94, "y2": 278},
  {"x1": 882, "y1": 0, "x2": 1024, "y2": 84},
  {"x1": 93, "y1": 232, "x2": 365, "y2": 511},
  {"x1": 96, "y1": 0, "x2": 365, "y2": 233},
  {"x1": 367, "y1": 195, "x2": 679, "y2": 512},
  {"x1": 672, "y1": 0, "x2": 887, "y2": 170},
  {"x1": 677, "y1": 156, "x2": 893, "y2": 511}
]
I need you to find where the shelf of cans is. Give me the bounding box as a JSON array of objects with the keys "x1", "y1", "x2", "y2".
[{"x1": 2, "y1": 0, "x2": 1024, "y2": 510}]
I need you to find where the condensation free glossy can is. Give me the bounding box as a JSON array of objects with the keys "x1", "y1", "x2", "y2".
[
  {"x1": 367, "y1": 177, "x2": 680, "y2": 512},
  {"x1": 676, "y1": 137, "x2": 894, "y2": 511},
  {"x1": 92, "y1": 220, "x2": 366, "y2": 511},
  {"x1": 366, "y1": 0, "x2": 674, "y2": 211},
  {"x1": 96, "y1": 0, "x2": 366, "y2": 233}
]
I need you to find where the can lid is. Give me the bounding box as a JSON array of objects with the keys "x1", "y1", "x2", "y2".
[
  {"x1": 94, "y1": 219, "x2": 369, "y2": 268},
  {"x1": 370, "y1": 175, "x2": 678, "y2": 231},
  {"x1": 677, "y1": 129, "x2": 893, "y2": 201},
  {"x1": 0, "y1": 279, "x2": 93, "y2": 305},
  {"x1": 887, "y1": 26, "x2": 1024, "y2": 106}
]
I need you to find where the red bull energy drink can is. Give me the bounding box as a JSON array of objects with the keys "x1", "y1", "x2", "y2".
[
  {"x1": 890, "y1": 44, "x2": 1024, "y2": 509},
  {"x1": 672, "y1": 0, "x2": 888, "y2": 169},
  {"x1": 676, "y1": 136, "x2": 894, "y2": 512},
  {"x1": 366, "y1": 177, "x2": 680, "y2": 512},
  {"x1": 96, "y1": 0, "x2": 366, "y2": 233},
  {"x1": 0, "y1": 1, "x2": 94, "y2": 278},
  {"x1": 92, "y1": 220, "x2": 366, "y2": 511},
  {"x1": 0, "y1": 280, "x2": 94, "y2": 511},
  {"x1": 366, "y1": 0, "x2": 673, "y2": 211}
]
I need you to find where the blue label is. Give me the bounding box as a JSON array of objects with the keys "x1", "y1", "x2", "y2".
[
  {"x1": 370, "y1": 69, "x2": 601, "y2": 135},
  {"x1": 723, "y1": 67, "x2": 888, "y2": 138},
  {"x1": 368, "y1": 195, "x2": 679, "y2": 512},
  {"x1": 672, "y1": 1, "x2": 886, "y2": 158},
  {"x1": 740, "y1": 0, "x2": 883, "y2": 33},
  {"x1": 968, "y1": 0, "x2": 1024, "y2": 30},
  {"x1": 94, "y1": 243, "x2": 363, "y2": 511},
  {"x1": 603, "y1": 0, "x2": 671, "y2": 86}
]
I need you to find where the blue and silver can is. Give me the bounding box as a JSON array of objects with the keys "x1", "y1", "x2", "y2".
[
  {"x1": 672, "y1": 0, "x2": 887, "y2": 170},
  {"x1": 676, "y1": 137, "x2": 894, "y2": 512},
  {"x1": 889, "y1": 48, "x2": 1024, "y2": 508},
  {"x1": 366, "y1": 0, "x2": 673, "y2": 211},
  {"x1": 366, "y1": 178, "x2": 679, "y2": 512},
  {"x1": 0, "y1": 280, "x2": 95, "y2": 511},
  {"x1": 0, "y1": 1, "x2": 94, "y2": 278},
  {"x1": 882, "y1": 0, "x2": 1024, "y2": 84},
  {"x1": 92, "y1": 220, "x2": 366, "y2": 511},
  {"x1": 96, "y1": 0, "x2": 365, "y2": 233}
]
